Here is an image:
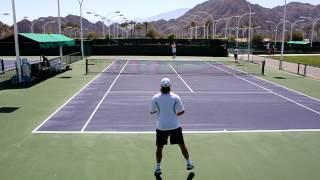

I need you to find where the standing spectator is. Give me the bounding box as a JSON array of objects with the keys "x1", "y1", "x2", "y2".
[
  {"x1": 171, "y1": 42, "x2": 177, "y2": 59},
  {"x1": 234, "y1": 48, "x2": 239, "y2": 62}
]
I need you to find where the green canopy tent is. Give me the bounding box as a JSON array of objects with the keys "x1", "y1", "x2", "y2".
[
  {"x1": 287, "y1": 41, "x2": 310, "y2": 45},
  {"x1": 19, "y1": 33, "x2": 75, "y2": 49}
]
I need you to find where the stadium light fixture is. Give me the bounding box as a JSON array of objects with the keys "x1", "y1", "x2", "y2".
[
  {"x1": 179, "y1": 19, "x2": 194, "y2": 39},
  {"x1": 31, "y1": 18, "x2": 45, "y2": 33},
  {"x1": 190, "y1": 15, "x2": 206, "y2": 39},
  {"x1": 57, "y1": 0, "x2": 63, "y2": 57},
  {"x1": 62, "y1": 26, "x2": 73, "y2": 35},
  {"x1": 91, "y1": 13, "x2": 107, "y2": 38},
  {"x1": 290, "y1": 19, "x2": 305, "y2": 42},
  {"x1": 274, "y1": 20, "x2": 291, "y2": 46},
  {"x1": 196, "y1": 12, "x2": 214, "y2": 39},
  {"x1": 279, "y1": 0, "x2": 287, "y2": 70},
  {"x1": 43, "y1": 20, "x2": 56, "y2": 33},
  {"x1": 246, "y1": 0, "x2": 253, "y2": 61},
  {"x1": 110, "y1": 14, "x2": 124, "y2": 39},
  {"x1": 77, "y1": 0, "x2": 85, "y2": 59},
  {"x1": 265, "y1": 21, "x2": 277, "y2": 42},
  {"x1": 311, "y1": 17, "x2": 320, "y2": 47},
  {"x1": 236, "y1": 12, "x2": 255, "y2": 47},
  {"x1": 225, "y1": 15, "x2": 241, "y2": 39},
  {"x1": 214, "y1": 18, "x2": 228, "y2": 39}
]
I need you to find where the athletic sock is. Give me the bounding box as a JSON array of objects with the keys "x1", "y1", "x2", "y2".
[
  {"x1": 186, "y1": 159, "x2": 192, "y2": 165},
  {"x1": 156, "y1": 163, "x2": 161, "y2": 169}
]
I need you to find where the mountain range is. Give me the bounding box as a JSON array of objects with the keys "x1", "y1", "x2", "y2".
[
  {"x1": 135, "y1": 8, "x2": 190, "y2": 22},
  {"x1": 155, "y1": 0, "x2": 320, "y2": 35},
  {"x1": 0, "y1": 0, "x2": 319, "y2": 39}
]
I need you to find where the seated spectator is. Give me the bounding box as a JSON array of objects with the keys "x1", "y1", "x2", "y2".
[{"x1": 41, "y1": 55, "x2": 50, "y2": 67}]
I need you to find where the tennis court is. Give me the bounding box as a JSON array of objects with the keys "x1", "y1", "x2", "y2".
[{"x1": 32, "y1": 59, "x2": 320, "y2": 133}]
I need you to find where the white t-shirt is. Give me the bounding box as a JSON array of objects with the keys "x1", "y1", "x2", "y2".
[
  {"x1": 172, "y1": 44, "x2": 176, "y2": 53},
  {"x1": 150, "y1": 92, "x2": 184, "y2": 131}
]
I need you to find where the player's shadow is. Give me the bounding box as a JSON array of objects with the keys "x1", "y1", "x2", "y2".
[
  {"x1": 154, "y1": 174, "x2": 162, "y2": 180},
  {"x1": 154, "y1": 172, "x2": 195, "y2": 180},
  {"x1": 187, "y1": 172, "x2": 195, "y2": 180}
]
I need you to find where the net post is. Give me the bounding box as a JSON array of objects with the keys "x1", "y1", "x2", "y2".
[
  {"x1": 297, "y1": 63, "x2": 300, "y2": 75},
  {"x1": 0, "y1": 59, "x2": 4, "y2": 74},
  {"x1": 303, "y1": 64, "x2": 307, "y2": 77},
  {"x1": 261, "y1": 59, "x2": 266, "y2": 76},
  {"x1": 85, "y1": 58, "x2": 88, "y2": 75}
]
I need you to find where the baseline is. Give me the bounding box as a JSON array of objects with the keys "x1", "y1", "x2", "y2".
[
  {"x1": 108, "y1": 91, "x2": 272, "y2": 94},
  {"x1": 33, "y1": 129, "x2": 320, "y2": 134}
]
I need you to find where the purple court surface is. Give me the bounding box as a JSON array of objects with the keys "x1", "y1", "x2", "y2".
[{"x1": 33, "y1": 60, "x2": 320, "y2": 133}]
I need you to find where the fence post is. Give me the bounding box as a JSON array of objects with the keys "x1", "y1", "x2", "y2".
[
  {"x1": 0, "y1": 59, "x2": 4, "y2": 74},
  {"x1": 297, "y1": 63, "x2": 300, "y2": 75},
  {"x1": 261, "y1": 59, "x2": 266, "y2": 76},
  {"x1": 85, "y1": 58, "x2": 88, "y2": 75},
  {"x1": 304, "y1": 64, "x2": 307, "y2": 77}
]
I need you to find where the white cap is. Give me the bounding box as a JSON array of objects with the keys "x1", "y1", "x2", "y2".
[{"x1": 161, "y1": 78, "x2": 171, "y2": 87}]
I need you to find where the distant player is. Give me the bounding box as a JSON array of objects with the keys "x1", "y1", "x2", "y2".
[
  {"x1": 150, "y1": 78, "x2": 194, "y2": 175},
  {"x1": 266, "y1": 42, "x2": 270, "y2": 52},
  {"x1": 171, "y1": 42, "x2": 177, "y2": 59},
  {"x1": 234, "y1": 48, "x2": 239, "y2": 62}
]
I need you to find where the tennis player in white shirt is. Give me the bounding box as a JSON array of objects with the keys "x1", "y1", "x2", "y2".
[{"x1": 150, "y1": 78, "x2": 194, "y2": 175}]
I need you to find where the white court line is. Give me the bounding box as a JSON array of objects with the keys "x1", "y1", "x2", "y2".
[
  {"x1": 187, "y1": 91, "x2": 272, "y2": 94},
  {"x1": 226, "y1": 64, "x2": 320, "y2": 102},
  {"x1": 32, "y1": 60, "x2": 118, "y2": 133},
  {"x1": 108, "y1": 91, "x2": 272, "y2": 94},
  {"x1": 108, "y1": 91, "x2": 189, "y2": 94},
  {"x1": 81, "y1": 61, "x2": 129, "y2": 132},
  {"x1": 207, "y1": 62, "x2": 320, "y2": 116},
  {"x1": 33, "y1": 129, "x2": 320, "y2": 134},
  {"x1": 169, "y1": 64, "x2": 194, "y2": 93}
]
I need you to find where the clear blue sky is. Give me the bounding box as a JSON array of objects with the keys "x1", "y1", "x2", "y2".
[{"x1": 0, "y1": 0, "x2": 319, "y2": 25}]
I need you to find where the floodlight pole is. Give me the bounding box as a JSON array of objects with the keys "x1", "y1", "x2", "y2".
[
  {"x1": 11, "y1": 0, "x2": 22, "y2": 83},
  {"x1": 191, "y1": 15, "x2": 206, "y2": 39},
  {"x1": 58, "y1": 0, "x2": 63, "y2": 57},
  {"x1": 311, "y1": 18, "x2": 320, "y2": 47},
  {"x1": 265, "y1": 20, "x2": 276, "y2": 42},
  {"x1": 78, "y1": 0, "x2": 85, "y2": 59},
  {"x1": 225, "y1": 17, "x2": 230, "y2": 39},
  {"x1": 237, "y1": 13, "x2": 250, "y2": 47},
  {"x1": 290, "y1": 19, "x2": 304, "y2": 41},
  {"x1": 196, "y1": 12, "x2": 214, "y2": 39},
  {"x1": 274, "y1": 22, "x2": 283, "y2": 47},
  {"x1": 31, "y1": 19, "x2": 44, "y2": 33},
  {"x1": 280, "y1": 0, "x2": 287, "y2": 70},
  {"x1": 214, "y1": 18, "x2": 225, "y2": 38},
  {"x1": 179, "y1": 19, "x2": 193, "y2": 39},
  {"x1": 43, "y1": 21, "x2": 55, "y2": 33},
  {"x1": 247, "y1": 0, "x2": 252, "y2": 61}
]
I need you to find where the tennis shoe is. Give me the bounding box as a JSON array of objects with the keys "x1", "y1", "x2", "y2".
[
  {"x1": 154, "y1": 167, "x2": 162, "y2": 175},
  {"x1": 187, "y1": 163, "x2": 194, "y2": 170}
]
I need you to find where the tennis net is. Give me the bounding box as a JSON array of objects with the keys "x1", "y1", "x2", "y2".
[
  {"x1": 61, "y1": 52, "x2": 82, "y2": 65},
  {"x1": 85, "y1": 58, "x2": 265, "y2": 76}
]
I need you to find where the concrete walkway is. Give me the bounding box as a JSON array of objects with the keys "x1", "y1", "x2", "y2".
[{"x1": 242, "y1": 54, "x2": 320, "y2": 80}]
